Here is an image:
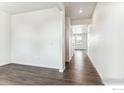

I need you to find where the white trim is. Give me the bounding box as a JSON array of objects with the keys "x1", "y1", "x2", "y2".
[
  {"x1": 87, "y1": 54, "x2": 105, "y2": 85},
  {"x1": 104, "y1": 78, "x2": 124, "y2": 85},
  {"x1": 0, "y1": 63, "x2": 10, "y2": 66},
  {"x1": 59, "y1": 65, "x2": 65, "y2": 72},
  {"x1": 65, "y1": 54, "x2": 73, "y2": 62}
]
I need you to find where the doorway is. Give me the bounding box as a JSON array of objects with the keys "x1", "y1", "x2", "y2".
[{"x1": 72, "y1": 25, "x2": 88, "y2": 53}]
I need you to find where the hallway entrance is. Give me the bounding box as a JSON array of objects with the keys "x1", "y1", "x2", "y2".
[{"x1": 72, "y1": 25, "x2": 88, "y2": 51}]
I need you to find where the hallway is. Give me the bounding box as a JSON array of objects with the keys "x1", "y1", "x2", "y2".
[
  {"x1": 0, "y1": 51, "x2": 103, "y2": 85},
  {"x1": 64, "y1": 50, "x2": 103, "y2": 85}
]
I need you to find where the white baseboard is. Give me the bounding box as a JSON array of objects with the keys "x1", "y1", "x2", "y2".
[
  {"x1": 87, "y1": 54, "x2": 124, "y2": 85},
  {"x1": 87, "y1": 54, "x2": 105, "y2": 84},
  {"x1": 0, "y1": 61, "x2": 10, "y2": 66},
  {"x1": 59, "y1": 65, "x2": 65, "y2": 72},
  {"x1": 104, "y1": 78, "x2": 124, "y2": 85},
  {"x1": 65, "y1": 54, "x2": 74, "y2": 63},
  {"x1": 59, "y1": 69, "x2": 64, "y2": 72}
]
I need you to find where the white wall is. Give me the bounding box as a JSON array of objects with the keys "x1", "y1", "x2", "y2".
[
  {"x1": 71, "y1": 18, "x2": 91, "y2": 25},
  {"x1": 65, "y1": 17, "x2": 73, "y2": 62},
  {"x1": 88, "y1": 3, "x2": 124, "y2": 84},
  {"x1": 60, "y1": 7, "x2": 66, "y2": 72},
  {"x1": 11, "y1": 8, "x2": 64, "y2": 70},
  {"x1": 0, "y1": 10, "x2": 10, "y2": 66}
]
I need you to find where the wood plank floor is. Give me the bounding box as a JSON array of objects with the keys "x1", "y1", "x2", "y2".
[{"x1": 0, "y1": 51, "x2": 103, "y2": 85}]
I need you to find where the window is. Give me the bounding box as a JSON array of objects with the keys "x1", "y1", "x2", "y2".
[
  {"x1": 72, "y1": 25, "x2": 88, "y2": 34},
  {"x1": 76, "y1": 36, "x2": 82, "y2": 40},
  {"x1": 72, "y1": 27, "x2": 82, "y2": 34}
]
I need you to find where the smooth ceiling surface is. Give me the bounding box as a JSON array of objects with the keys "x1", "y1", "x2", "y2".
[
  {"x1": 0, "y1": 2, "x2": 61, "y2": 14},
  {"x1": 65, "y1": 2, "x2": 96, "y2": 19},
  {"x1": 0, "y1": 2, "x2": 96, "y2": 19}
]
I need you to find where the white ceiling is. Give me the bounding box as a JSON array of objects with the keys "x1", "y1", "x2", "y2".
[
  {"x1": 65, "y1": 2, "x2": 96, "y2": 19},
  {"x1": 0, "y1": 2, "x2": 62, "y2": 14},
  {"x1": 0, "y1": 2, "x2": 96, "y2": 19}
]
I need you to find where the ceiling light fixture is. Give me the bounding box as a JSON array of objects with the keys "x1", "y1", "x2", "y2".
[{"x1": 79, "y1": 9, "x2": 83, "y2": 13}]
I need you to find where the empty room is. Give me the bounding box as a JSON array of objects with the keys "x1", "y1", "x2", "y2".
[{"x1": 0, "y1": 2, "x2": 124, "y2": 86}]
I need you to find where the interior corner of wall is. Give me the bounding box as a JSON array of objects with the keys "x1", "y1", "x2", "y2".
[
  {"x1": 59, "y1": 65, "x2": 65, "y2": 72},
  {"x1": 57, "y1": 2, "x2": 65, "y2": 11}
]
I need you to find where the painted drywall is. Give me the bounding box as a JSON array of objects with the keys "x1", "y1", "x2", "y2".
[
  {"x1": 88, "y1": 3, "x2": 124, "y2": 84},
  {"x1": 0, "y1": 2, "x2": 65, "y2": 14},
  {"x1": 59, "y1": 5, "x2": 66, "y2": 72},
  {"x1": 11, "y1": 8, "x2": 64, "y2": 70},
  {"x1": 65, "y1": 17, "x2": 73, "y2": 62},
  {"x1": 0, "y1": 10, "x2": 10, "y2": 66},
  {"x1": 65, "y1": 17, "x2": 69, "y2": 61},
  {"x1": 71, "y1": 18, "x2": 91, "y2": 25}
]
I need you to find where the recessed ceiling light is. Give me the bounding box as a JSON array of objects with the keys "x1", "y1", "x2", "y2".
[{"x1": 79, "y1": 10, "x2": 83, "y2": 13}]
